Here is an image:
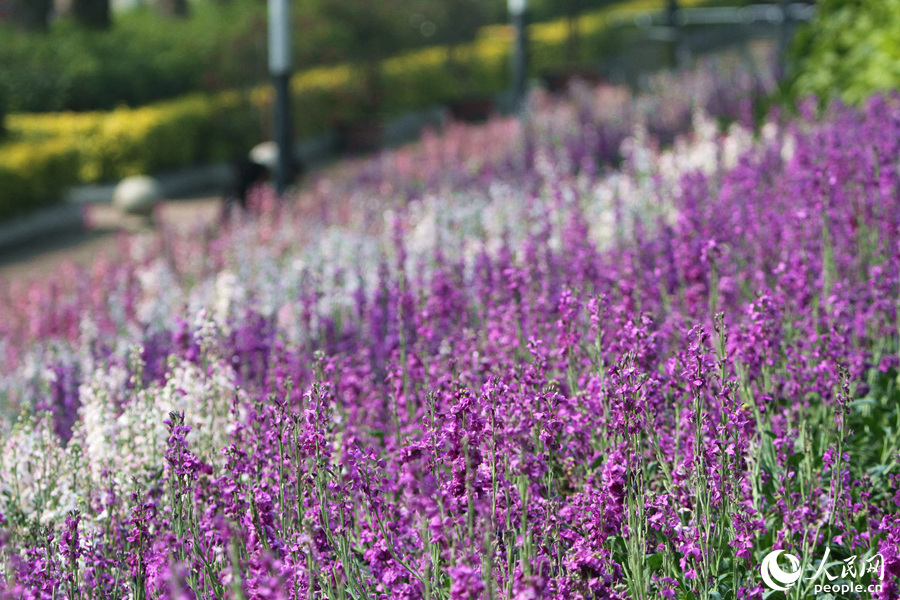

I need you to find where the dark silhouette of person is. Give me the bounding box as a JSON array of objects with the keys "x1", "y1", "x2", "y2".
[{"x1": 231, "y1": 153, "x2": 270, "y2": 209}]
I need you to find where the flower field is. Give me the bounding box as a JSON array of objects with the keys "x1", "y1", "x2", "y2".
[{"x1": 1, "y1": 50, "x2": 899, "y2": 599}]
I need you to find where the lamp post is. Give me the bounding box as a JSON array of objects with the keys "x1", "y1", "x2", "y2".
[
  {"x1": 666, "y1": 0, "x2": 679, "y2": 28},
  {"x1": 268, "y1": 0, "x2": 294, "y2": 195},
  {"x1": 508, "y1": 0, "x2": 528, "y2": 110},
  {"x1": 666, "y1": 0, "x2": 687, "y2": 69},
  {"x1": 777, "y1": 0, "x2": 792, "y2": 79}
]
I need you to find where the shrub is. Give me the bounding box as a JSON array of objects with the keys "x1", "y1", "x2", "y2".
[
  {"x1": 0, "y1": 139, "x2": 80, "y2": 220},
  {"x1": 1, "y1": 92, "x2": 259, "y2": 215},
  {"x1": 790, "y1": 0, "x2": 900, "y2": 106},
  {"x1": 76, "y1": 96, "x2": 215, "y2": 182},
  {"x1": 0, "y1": 17, "x2": 204, "y2": 113}
]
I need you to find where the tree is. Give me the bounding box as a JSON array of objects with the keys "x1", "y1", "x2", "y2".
[
  {"x1": 6, "y1": 0, "x2": 53, "y2": 31},
  {"x1": 71, "y1": 0, "x2": 111, "y2": 29},
  {"x1": 152, "y1": 0, "x2": 189, "y2": 18}
]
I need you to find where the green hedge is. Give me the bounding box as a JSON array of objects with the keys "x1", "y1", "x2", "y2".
[
  {"x1": 0, "y1": 139, "x2": 81, "y2": 221},
  {"x1": 1, "y1": 93, "x2": 259, "y2": 220},
  {"x1": 0, "y1": 0, "x2": 713, "y2": 222},
  {"x1": 0, "y1": 1, "x2": 644, "y2": 115},
  {"x1": 790, "y1": 0, "x2": 900, "y2": 107},
  {"x1": 9, "y1": 92, "x2": 258, "y2": 178}
]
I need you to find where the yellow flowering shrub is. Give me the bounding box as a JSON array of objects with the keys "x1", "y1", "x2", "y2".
[
  {"x1": 7, "y1": 111, "x2": 101, "y2": 142},
  {"x1": 0, "y1": 139, "x2": 80, "y2": 220}
]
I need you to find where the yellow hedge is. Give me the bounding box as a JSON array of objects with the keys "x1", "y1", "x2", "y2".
[
  {"x1": 4, "y1": 93, "x2": 259, "y2": 186},
  {"x1": 0, "y1": 0, "x2": 714, "y2": 220},
  {"x1": 6, "y1": 111, "x2": 100, "y2": 141},
  {"x1": 0, "y1": 138, "x2": 80, "y2": 220}
]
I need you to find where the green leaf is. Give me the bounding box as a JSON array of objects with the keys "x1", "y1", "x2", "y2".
[
  {"x1": 787, "y1": 452, "x2": 806, "y2": 467},
  {"x1": 850, "y1": 397, "x2": 879, "y2": 409},
  {"x1": 867, "y1": 464, "x2": 893, "y2": 477}
]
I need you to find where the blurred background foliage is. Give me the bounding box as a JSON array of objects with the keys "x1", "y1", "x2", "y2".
[
  {"x1": 7, "y1": 0, "x2": 888, "y2": 222},
  {"x1": 0, "y1": 0, "x2": 673, "y2": 220},
  {"x1": 0, "y1": 0, "x2": 632, "y2": 114},
  {"x1": 789, "y1": 0, "x2": 900, "y2": 106},
  {"x1": 9, "y1": 0, "x2": 892, "y2": 122}
]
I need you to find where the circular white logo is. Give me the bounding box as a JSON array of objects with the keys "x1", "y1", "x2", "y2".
[{"x1": 760, "y1": 550, "x2": 803, "y2": 591}]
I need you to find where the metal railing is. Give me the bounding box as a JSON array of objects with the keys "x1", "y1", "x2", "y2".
[
  {"x1": 613, "y1": 3, "x2": 815, "y2": 29},
  {"x1": 600, "y1": 2, "x2": 815, "y2": 70}
]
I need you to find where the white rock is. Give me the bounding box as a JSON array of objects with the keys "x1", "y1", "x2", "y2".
[
  {"x1": 113, "y1": 176, "x2": 162, "y2": 216},
  {"x1": 250, "y1": 142, "x2": 278, "y2": 171}
]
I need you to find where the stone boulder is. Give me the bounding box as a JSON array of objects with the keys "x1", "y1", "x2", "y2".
[{"x1": 113, "y1": 175, "x2": 162, "y2": 216}]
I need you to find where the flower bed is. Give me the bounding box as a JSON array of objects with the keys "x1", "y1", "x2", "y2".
[{"x1": 1, "y1": 54, "x2": 899, "y2": 599}]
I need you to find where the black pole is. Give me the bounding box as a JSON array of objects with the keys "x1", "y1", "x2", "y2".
[
  {"x1": 666, "y1": 0, "x2": 679, "y2": 28},
  {"x1": 511, "y1": 7, "x2": 529, "y2": 109},
  {"x1": 666, "y1": 0, "x2": 686, "y2": 70},
  {"x1": 777, "y1": 0, "x2": 792, "y2": 80},
  {"x1": 268, "y1": 0, "x2": 295, "y2": 196},
  {"x1": 273, "y1": 72, "x2": 294, "y2": 194}
]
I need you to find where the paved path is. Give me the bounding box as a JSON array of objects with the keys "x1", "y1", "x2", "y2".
[{"x1": 0, "y1": 196, "x2": 223, "y2": 284}]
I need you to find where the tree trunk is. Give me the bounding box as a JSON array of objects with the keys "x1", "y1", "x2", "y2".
[
  {"x1": 153, "y1": 0, "x2": 189, "y2": 18},
  {"x1": 6, "y1": 0, "x2": 53, "y2": 31},
  {"x1": 71, "y1": 0, "x2": 111, "y2": 29}
]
